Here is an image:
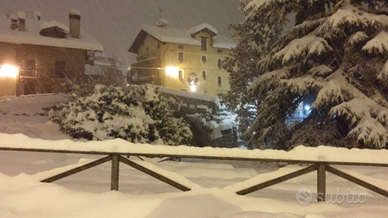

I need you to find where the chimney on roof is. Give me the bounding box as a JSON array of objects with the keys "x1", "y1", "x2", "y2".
[
  {"x1": 10, "y1": 15, "x2": 18, "y2": 30},
  {"x1": 34, "y1": 11, "x2": 41, "y2": 20},
  {"x1": 69, "y1": 9, "x2": 80, "y2": 38},
  {"x1": 156, "y1": 7, "x2": 167, "y2": 28},
  {"x1": 18, "y1": 11, "x2": 25, "y2": 31},
  {"x1": 156, "y1": 18, "x2": 168, "y2": 28}
]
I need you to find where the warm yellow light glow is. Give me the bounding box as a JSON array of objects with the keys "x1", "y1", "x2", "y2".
[
  {"x1": 0, "y1": 65, "x2": 18, "y2": 78},
  {"x1": 165, "y1": 67, "x2": 179, "y2": 77},
  {"x1": 190, "y1": 85, "x2": 196, "y2": 92}
]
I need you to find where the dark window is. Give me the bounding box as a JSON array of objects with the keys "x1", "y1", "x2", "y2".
[
  {"x1": 217, "y1": 59, "x2": 222, "y2": 68},
  {"x1": 179, "y1": 70, "x2": 184, "y2": 80},
  {"x1": 178, "y1": 45, "x2": 184, "y2": 49},
  {"x1": 217, "y1": 48, "x2": 222, "y2": 53},
  {"x1": 55, "y1": 60, "x2": 65, "y2": 78},
  {"x1": 23, "y1": 59, "x2": 36, "y2": 76},
  {"x1": 202, "y1": 71, "x2": 207, "y2": 79},
  {"x1": 157, "y1": 42, "x2": 160, "y2": 49},
  {"x1": 202, "y1": 56, "x2": 207, "y2": 62},
  {"x1": 217, "y1": 76, "x2": 222, "y2": 86},
  {"x1": 201, "y1": 37, "x2": 207, "y2": 51},
  {"x1": 24, "y1": 82, "x2": 36, "y2": 95},
  {"x1": 178, "y1": 52, "x2": 184, "y2": 62}
]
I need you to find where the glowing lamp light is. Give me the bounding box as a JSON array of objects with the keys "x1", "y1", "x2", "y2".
[
  {"x1": 304, "y1": 105, "x2": 311, "y2": 111},
  {"x1": 190, "y1": 85, "x2": 196, "y2": 92},
  {"x1": 0, "y1": 65, "x2": 18, "y2": 78},
  {"x1": 165, "y1": 67, "x2": 178, "y2": 78}
]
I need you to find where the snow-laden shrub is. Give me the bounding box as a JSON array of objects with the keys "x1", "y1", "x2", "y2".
[{"x1": 52, "y1": 85, "x2": 192, "y2": 145}]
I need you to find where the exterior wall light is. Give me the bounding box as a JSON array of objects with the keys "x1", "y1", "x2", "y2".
[
  {"x1": 190, "y1": 85, "x2": 196, "y2": 92},
  {"x1": 188, "y1": 73, "x2": 198, "y2": 92},
  {"x1": 165, "y1": 67, "x2": 179, "y2": 77},
  {"x1": 0, "y1": 65, "x2": 19, "y2": 78}
]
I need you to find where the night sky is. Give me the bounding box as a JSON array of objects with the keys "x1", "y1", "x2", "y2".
[{"x1": 1, "y1": 0, "x2": 243, "y2": 67}]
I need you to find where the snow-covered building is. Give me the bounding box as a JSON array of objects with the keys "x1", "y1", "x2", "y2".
[
  {"x1": 129, "y1": 22, "x2": 235, "y2": 97},
  {"x1": 85, "y1": 52, "x2": 127, "y2": 85},
  {"x1": 0, "y1": 10, "x2": 103, "y2": 96}
]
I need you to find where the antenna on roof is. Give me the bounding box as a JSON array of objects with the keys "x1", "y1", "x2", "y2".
[
  {"x1": 158, "y1": 6, "x2": 162, "y2": 20},
  {"x1": 156, "y1": 6, "x2": 168, "y2": 28}
]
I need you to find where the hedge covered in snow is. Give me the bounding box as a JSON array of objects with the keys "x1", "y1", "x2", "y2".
[{"x1": 52, "y1": 85, "x2": 192, "y2": 145}]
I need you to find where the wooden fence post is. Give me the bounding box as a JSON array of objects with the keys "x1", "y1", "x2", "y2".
[
  {"x1": 111, "y1": 154, "x2": 119, "y2": 191},
  {"x1": 317, "y1": 163, "x2": 326, "y2": 202}
]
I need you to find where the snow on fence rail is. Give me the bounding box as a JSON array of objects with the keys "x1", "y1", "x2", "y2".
[
  {"x1": 0, "y1": 133, "x2": 388, "y2": 201},
  {"x1": 1, "y1": 133, "x2": 388, "y2": 166}
]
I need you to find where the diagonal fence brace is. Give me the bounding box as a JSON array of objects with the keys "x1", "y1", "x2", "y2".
[
  {"x1": 118, "y1": 156, "x2": 191, "y2": 192},
  {"x1": 235, "y1": 165, "x2": 317, "y2": 195},
  {"x1": 326, "y1": 165, "x2": 388, "y2": 198},
  {"x1": 41, "y1": 155, "x2": 112, "y2": 183}
]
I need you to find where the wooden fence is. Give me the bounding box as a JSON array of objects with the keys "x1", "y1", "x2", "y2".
[{"x1": 0, "y1": 145, "x2": 387, "y2": 202}]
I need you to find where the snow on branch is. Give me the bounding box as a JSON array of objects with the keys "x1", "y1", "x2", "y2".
[
  {"x1": 347, "y1": 32, "x2": 369, "y2": 46},
  {"x1": 281, "y1": 76, "x2": 316, "y2": 94},
  {"x1": 312, "y1": 70, "x2": 348, "y2": 108},
  {"x1": 378, "y1": 59, "x2": 388, "y2": 79},
  {"x1": 273, "y1": 35, "x2": 332, "y2": 64},
  {"x1": 330, "y1": 98, "x2": 372, "y2": 124},
  {"x1": 308, "y1": 65, "x2": 333, "y2": 77},
  {"x1": 274, "y1": 18, "x2": 327, "y2": 51},
  {"x1": 362, "y1": 31, "x2": 388, "y2": 54},
  {"x1": 317, "y1": 5, "x2": 388, "y2": 37},
  {"x1": 312, "y1": 80, "x2": 344, "y2": 108},
  {"x1": 348, "y1": 115, "x2": 388, "y2": 148},
  {"x1": 243, "y1": 0, "x2": 291, "y2": 20},
  {"x1": 248, "y1": 68, "x2": 289, "y2": 91}
]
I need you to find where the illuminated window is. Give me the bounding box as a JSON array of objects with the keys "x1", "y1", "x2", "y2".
[{"x1": 179, "y1": 70, "x2": 184, "y2": 80}]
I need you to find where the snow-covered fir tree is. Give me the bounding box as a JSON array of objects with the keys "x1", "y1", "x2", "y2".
[
  {"x1": 235, "y1": 0, "x2": 388, "y2": 149},
  {"x1": 52, "y1": 85, "x2": 192, "y2": 146},
  {"x1": 222, "y1": 0, "x2": 282, "y2": 135}
]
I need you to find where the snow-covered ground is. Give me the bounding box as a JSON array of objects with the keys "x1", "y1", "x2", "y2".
[{"x1": 0, "y1": 95, "x2": 388, "y2": 218}]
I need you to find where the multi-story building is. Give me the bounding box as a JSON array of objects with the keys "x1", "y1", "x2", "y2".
[
  {"x1": 129, "y1": 22, "x2": 235, "y2": 97},
  {"x1": 0, "y1": 10, "x2": 103, "y2": 96}
]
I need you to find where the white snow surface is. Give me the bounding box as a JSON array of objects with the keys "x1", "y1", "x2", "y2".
[
  {"x1": 140, "y1": 23, "x2": 235, "y2": 49},
  {"x1": 187, "y1": 23, "x2": 218, "y2": 35},
  {"x1": 1, "y1": 94, "x2": 388, "y2": 218},
  {"x1": 157, "y1": 85, "x2": 217, "y2": 102},
  {"x1": 362, "y1": 31, "x2": 388, "y2": 54},
  {"x1": 41, "y1": 21, "x2": 68, "y2": 31}
]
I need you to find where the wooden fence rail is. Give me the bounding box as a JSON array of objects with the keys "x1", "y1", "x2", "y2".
[{"x1": 1, "y1": 145, "x2": 388, "y2": 202}]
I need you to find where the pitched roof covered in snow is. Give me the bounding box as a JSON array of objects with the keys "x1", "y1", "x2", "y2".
[
  {"x1": 0, "y1": 17, "x2": 103, "y2": 51},
  {"x1": 187, "y1": 23, "x2": 218, "y2": 36},
  {"x1": 129, "y1": 23, "x2": 235, "y2": 53}
]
